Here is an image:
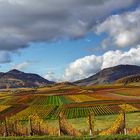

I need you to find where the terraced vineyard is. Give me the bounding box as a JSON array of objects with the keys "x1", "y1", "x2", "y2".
[
  {"x1": 0, "y1": 104, "x2": 28, "y2": 120},
  {"x1": 62, "y1": 106, "x2": 114, "y2": 119},
  {"x1": 15, "y1": 105, "x2": 55, "y2": 120},
  {"x1": 30, "y1": 95, "x2": 72, "y2": 106},
  {"x1": 119, "y1": 104, "x2": 139, "y2": 112},
  {"x1": 8, "y1": 103, "x2": 140, "y2": 120},
  {"x1": 47, "y1": 96, "x2": 63, "y2": 105},
  {"x1": 31, "y1": 96, "x2": 49, "y2": 105},
  {"x1": 0, "y1": 105, "x2": 10, "y2": 112},
  {"x1": 0, "y1": 85, "x2": 140, "y2": 138},
  {"x1": 0, "y1": 85, "x2": 140, "y2": 123},
  {"x1": 67, "y1": 95, "x2": 98, "y2": 102}
]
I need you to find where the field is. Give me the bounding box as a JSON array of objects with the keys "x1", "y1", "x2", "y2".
[{"x1": 0, "y1": 84, "x2": 140, "y2": 138}]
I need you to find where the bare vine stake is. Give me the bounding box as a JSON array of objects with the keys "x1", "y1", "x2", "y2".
[
  {"x1": 58, "y1": 115, "x2": 61, "y2": 136},
  {"x1": 4, "y1": 118, "x2": 8, "y2": 137},
  {"x1": 88, "y1": 113, "x2": 93, "y2": 136},
  {"x1": 14, "y1": 119, "x2": 18, "y2": 136},
  {"x1": 123, "y1": 111, "x2": 126, "y2": 135},
  {"x1": 28, "y1": 117, "x2": 33, "y2": 136}
]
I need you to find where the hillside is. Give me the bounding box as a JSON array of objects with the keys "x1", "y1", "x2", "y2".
[
  {"x1": 116, "y1": 74, "x2": 140, "y2": 84},
  {"x1": 0, "y1": 69, "x2": 54, "y2": 89},
  {"x1": 74, "y1": 65, "x2": 140, "y2": 86}
]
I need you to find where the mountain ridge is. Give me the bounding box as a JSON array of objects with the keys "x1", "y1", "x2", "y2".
[
  {"x1": 0, "y1": 69, "x2": 54, "y2": 89},
  {"x1": 1, "y1": 64, "x2": 140, "y2": 88},
  {"x1": 74, "y1": 65, "x2": 140, "y2": 86}
]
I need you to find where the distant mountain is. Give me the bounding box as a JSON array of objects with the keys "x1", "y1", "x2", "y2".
[
  {"x1": 116, "y1": 74, "x2": 140, "y2": 84},
  {"x1": 74, "y1": 65, "x2": 140, "y2": 86},
  {"x1": 0, "y1": 69, "x2": 54, "y2": 89}
]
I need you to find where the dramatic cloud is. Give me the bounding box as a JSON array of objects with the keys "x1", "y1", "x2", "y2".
[
  {"x1": 12, "y1": 61, "x2": 30, "y2": 70},
  {"x1": 96, "y1": 8, "x2": 140, "y2": 48},
  {"x1": 0, "y1": 51, "x2": 11, "y2": 63},
  {"x1": 63, "y1": 56, "x2": 102, "y2": 82},
  {"x1": 63, "y1": 46, "x2": 140, "y2": 82},
  {"x1": 0, "y1": 0, "x2": 138, "y2": 51},
  {"x1": 101, "y1": 47, "x2": 140, "y2": 69}
]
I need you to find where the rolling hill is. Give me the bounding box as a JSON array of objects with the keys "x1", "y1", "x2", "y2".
[
  {"x1": 0, "y1": 69, "x2": 54, "y2": 88},
  {"x1": 1, "y1": 65, "x2": 140, "y2": 88},
  {"x1": 74, "y1": 65, "x2": 140, "y2": 86},
  {"x1": 116, "y1": 74, "x2": 140, "y2": 84}
]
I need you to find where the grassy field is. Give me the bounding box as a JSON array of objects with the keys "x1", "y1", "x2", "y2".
[{"x1": 46, "y1": 112, "x2": 140, "y2": 131}]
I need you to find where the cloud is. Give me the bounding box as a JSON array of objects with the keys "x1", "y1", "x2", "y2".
[
  {"x1": 0, "y1": 51, "x2": 11, "y2": 63},
  {"x1": 44, "y1": 72, "x2": 55, "y2": 81},
  {"x1": 12, "y1": 61, "x2": 30, "y2": 70},
  {"x1": 63, "y1": 45, "x2": 140, "y2": 82},
  {"x1": 96, "y1": 8, "x2": 140, "y2": 48},
  {"x1": 101, "y1": 47, "x2": 140, "y2": 69},
  {"x1": 0, "y1": 0, "x2": 138, "y2": 51},
  {"x1": 63, "y1": 55, "x2": 102, "y2": 82},
  {"x1": 44, "y1": 71, "x2": 61, "y2": 82}
]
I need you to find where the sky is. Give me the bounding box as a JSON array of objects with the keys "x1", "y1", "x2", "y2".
[{"x1": 0, "y1": 0, "x2": 140, "y2": 82}]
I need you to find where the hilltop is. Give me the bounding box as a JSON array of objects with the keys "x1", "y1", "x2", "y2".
[
  {"x1": 74, "y1": 65, "x2": 140, "y2": 86},
  {"x1": 0, "y1": 69, "x2": 54, "y2": 88}
]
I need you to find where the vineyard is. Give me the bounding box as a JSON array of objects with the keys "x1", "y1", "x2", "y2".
[
  {"x1": 8, "y1": 103, "x2": 140, "y2": 120},
  {"x1": 0, "y1": 85, "x2": 140, "y2": 138},
  {"x1": 0, "y1": 111, "x2": 140, "y2": 137}
]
